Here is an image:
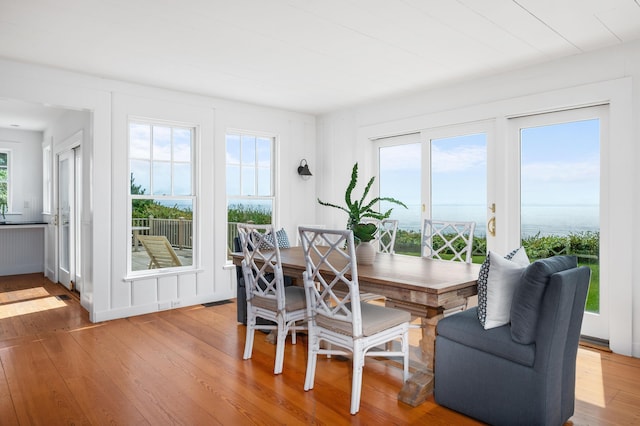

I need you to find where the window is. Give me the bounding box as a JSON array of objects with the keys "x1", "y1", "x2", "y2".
[
  {"x1": 226, "y1": 132, "x2": 275, "y2": 251},
  {"x1": 0, "y1": 151, "x2": 9, "y2": 215},
  {"x1": 129, "y1": 121, "x2": 195, "y2": 272}
]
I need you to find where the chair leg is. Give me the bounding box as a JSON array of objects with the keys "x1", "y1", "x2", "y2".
[
  {"x1": 304, "y1": 331, "x2": 318, "y2": 391},
  {"x1": 401, "y1": 330, "x2": 410, "y2": 382},
  {"x1": 243, "y1": 313, "x2": 256, "y2": 360},
  {"x1": 274, "y1": 318, "x2": 287, "y2": 375},
  {"x1": 350, "y1": 343, "x2": 365, "y2": 415}
]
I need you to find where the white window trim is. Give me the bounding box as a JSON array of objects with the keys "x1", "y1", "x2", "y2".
[{"x1": 126, "y1": 118, "x2": 199, "y2": 277}]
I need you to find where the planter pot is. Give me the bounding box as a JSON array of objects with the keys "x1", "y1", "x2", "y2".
[{"x1": 356, "y1": 241, "x2": 376, "y2": 265}]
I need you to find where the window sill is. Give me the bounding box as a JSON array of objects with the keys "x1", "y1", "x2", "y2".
[{"x1": 123, "y1": 267, "x2": 204, "y2": 282}]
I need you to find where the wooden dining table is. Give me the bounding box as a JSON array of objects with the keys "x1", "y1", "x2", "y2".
[{"x1": 231, "y1": 246, "x2": 481, "y2": 406}]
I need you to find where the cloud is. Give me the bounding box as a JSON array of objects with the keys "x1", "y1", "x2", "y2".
[
  {"x1": 431, "y1": 145, "x2": 486, "y2": 173},
  {"x1": 379, "y1": 143, "x2": 421, "y2": 170},
  {"x1": 522, "y1": 159, "x2": 599, "y2": 182}
]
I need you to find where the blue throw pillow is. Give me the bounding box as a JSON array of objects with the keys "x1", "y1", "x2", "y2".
[
  {"x1": 510, "y1": 255, "x2": 578, "y2": 344},
  {"x1": 261, "y1": 228, "x2": 290, "y2": 249}
]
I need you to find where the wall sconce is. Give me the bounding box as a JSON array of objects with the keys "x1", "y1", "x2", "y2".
[{"x1": 297, "y1": 159, "x2": 312, "y2": 179}]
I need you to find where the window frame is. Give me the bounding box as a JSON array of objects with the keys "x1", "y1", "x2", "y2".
[
  {"x1": 127, "y1": 118, "x2": 198, "y2": 275},
  {"x1": 225, "y1": 130, "x2": 277, "y2": 251}
]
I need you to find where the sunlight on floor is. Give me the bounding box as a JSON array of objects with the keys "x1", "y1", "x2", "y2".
[
  {"x1": 575, "y1": 348, "x2": 606, "y2": 408},
  {"x1": 69, "y1": 323, "x2": 107, "y2": 333},
  {"x1": 0, "y1": 296, "x2": 67, "y2": 319},
  {"x1": 0, "y1": 287, "x2": 50, "y2": 304}
]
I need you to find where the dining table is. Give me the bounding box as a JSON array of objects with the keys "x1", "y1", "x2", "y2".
[{"x1": 231, "y1": 246, "x2": 481, "y2": 406}]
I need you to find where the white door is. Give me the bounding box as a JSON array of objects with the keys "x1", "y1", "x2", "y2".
[
  {"x1": 507, "y1": 105, "x2": 608, "y2": 341},
  {"x1": 57, "y1": 149, "x2": 75, "y2": 290},
  {"x1": 375, "y1": 122, "x2": 491, "y2": 260}
]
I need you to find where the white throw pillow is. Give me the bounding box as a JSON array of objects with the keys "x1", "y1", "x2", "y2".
[{"x1": 477, "y1": 248, "x2": 530, "y2": 330}]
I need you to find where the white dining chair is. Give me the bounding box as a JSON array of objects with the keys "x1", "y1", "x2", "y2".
[
  {"x1": 296, "y1": 224, "x2": 326, "y2": 246},
  {"x1": 362, "y1": 218, "x2": 399, "y2": 254},
  {"x1": 298, "y1": 226, "x2": 410, "y2": 415},
  {"x1": 421, "y1": 219, "x2": 476, "y2": 263},
  {"x1": 377, "y1": 219, "x2": 399, "y2": 254},
  {"x1": 237, "y1": 223, "x2": 307, "y2": 375}
]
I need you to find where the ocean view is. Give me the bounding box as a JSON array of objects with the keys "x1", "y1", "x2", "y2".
[
  {"x1": 385, "y1": 203, "x2": 599, "y2": 237},
  {"x1": 228, "y1": 200, "x2": 599, "y2": 238}
]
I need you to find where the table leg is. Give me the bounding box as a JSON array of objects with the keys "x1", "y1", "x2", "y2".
[{"x1": 397, "y1": 313, "x2": 443, "y2": 407}]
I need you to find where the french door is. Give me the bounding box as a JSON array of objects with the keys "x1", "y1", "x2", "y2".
[
  {"x1": 507, "y1": 105, "x2": 608, "y2": 341},
  {"x1": 376, "y1": 106, "x2": 608, "y2": 341},
  {"x1": 376, "y1": 123, "x2": 490, "y2": 260}
]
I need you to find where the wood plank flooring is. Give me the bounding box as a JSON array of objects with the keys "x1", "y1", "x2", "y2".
[{"x1": 1, "y1": 273, "x2": 639, "y2": 425}]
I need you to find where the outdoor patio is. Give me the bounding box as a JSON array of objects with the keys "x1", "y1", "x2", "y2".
[{"x1": 131, "y1": 246, "x2": 193, "y2": 271}]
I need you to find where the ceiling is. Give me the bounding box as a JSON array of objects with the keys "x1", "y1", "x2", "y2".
[{"x1": 1, "y1": 0, "x2": 640, "y2": 129}]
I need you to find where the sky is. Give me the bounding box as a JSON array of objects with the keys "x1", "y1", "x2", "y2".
[
  {"x1": 378, "y1": 118, "x2": 600, "y2": 234},
  {"x1": 379, "y1": 119, "x2": 600, "y2": 207}
]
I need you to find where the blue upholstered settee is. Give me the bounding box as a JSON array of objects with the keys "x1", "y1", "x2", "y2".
[{"x1": 434, "y1": 256, "x2": 590, "y2": 426}]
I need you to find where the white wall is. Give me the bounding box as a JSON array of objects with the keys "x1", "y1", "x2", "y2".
[
  {"x1": 0, "y1": 58, "x2": 316, "y2": 323},
  {"x1": 316, "y1": 40, "x2": 640, "y2": 357}
]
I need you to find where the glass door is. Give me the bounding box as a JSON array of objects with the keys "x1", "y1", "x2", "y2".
[
  {"x1": 508, "y1": 105, "x2": 607, "y2": 341},
  {"x1": 429, "y1": 132, "x2": 487, "y2": 263},
  {"x1": 376, "y1": 123, "x2": 489, "y2": 263},
  {"x1": 378, "y1": 139, "x2": 422, "y2": 255}
]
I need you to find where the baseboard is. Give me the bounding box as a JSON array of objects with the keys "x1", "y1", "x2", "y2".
[{"x1": 580, "y1": 335, "x2": 612, "y2": 352}]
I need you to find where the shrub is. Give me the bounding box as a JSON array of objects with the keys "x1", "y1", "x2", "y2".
[{"x1": 227, "y1": 204, "x2": 271, "y2": 224}]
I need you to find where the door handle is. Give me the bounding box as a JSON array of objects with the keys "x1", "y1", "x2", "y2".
[{"x1": 487, "y1": 217, "x2": 496, "y2": 237}]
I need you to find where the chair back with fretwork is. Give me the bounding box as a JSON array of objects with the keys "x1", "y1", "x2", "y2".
[
  {"x1": 238, "y1": 224, "x2": 284, "y2": 310},
  {"x1": 422, "y1": 220, "x2": 476, "y2": 263},
  {"x1": 296, "y1": 224, "x2": 326, "y2": 246},
  {"x1": 378, "y1": 219, "x2": 399, "y2": 254},
  {"x1": 299, "y1": 228, "x2": 363, "y2": 334},
  {"x1": 362, "y1": 218, "x2": 398, "y2": 254}
]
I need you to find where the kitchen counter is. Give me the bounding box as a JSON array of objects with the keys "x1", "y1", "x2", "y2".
[
  {"x1": 0, "y1": 221, "x2": 47, "y2": 229},
  {"x1": 0, "y1": 223, "x2": 46, "y2": 275}
]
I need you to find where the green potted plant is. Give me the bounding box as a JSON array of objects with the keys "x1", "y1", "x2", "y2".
[{"x1": 318, "y1": 163, "x2": 407, "y2": 263}]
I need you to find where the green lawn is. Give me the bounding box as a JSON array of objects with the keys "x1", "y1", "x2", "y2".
[{"x1": 395, "y1": 242, "x2": 600, "y2": 313}]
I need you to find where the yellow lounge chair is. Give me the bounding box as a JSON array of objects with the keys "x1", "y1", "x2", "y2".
[{"x1": 137, "y1": 235, "x2": 182, "y2": 269}]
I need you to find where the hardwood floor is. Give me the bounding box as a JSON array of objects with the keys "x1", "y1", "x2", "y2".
[{"x1": 1, "y1": 273, "x2": 639, "y2": 425}]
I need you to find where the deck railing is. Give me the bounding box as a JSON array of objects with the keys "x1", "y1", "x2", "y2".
[{"x1": 132, "y1": 216, "x2": 193, "y2": 249}]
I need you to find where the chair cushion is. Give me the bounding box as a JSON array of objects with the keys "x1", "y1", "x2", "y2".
[
  {"x1": 317, "y1": 302, "x2": 410, "y2": 337},
  {"x1": 251, "y1": 286, "x2": 306, "y2": 311},
  {"x1": 438, "y1": 307, "x2": 535, "y2": 367},
  {"x1": 477, "y1": 248, "x2": 530, "y2": 329},
  {"x1": 510, "y1": 255, "x2": 578, "y2": 344},
  {"x1": 284, "y1": 286, "x2": 307, "y2": 311}
]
